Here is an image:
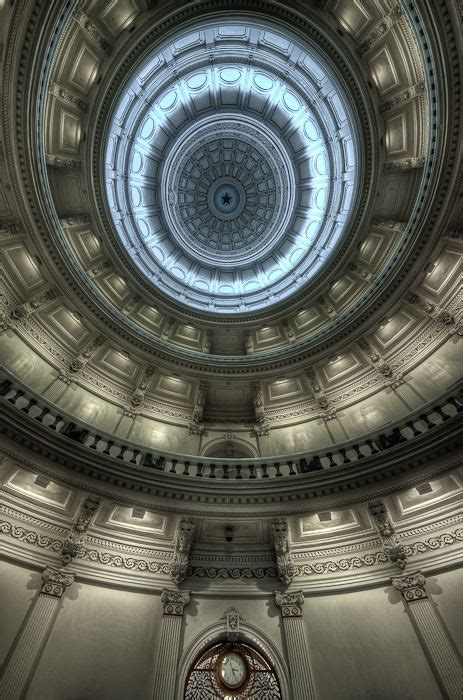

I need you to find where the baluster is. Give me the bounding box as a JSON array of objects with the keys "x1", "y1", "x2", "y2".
[
  {"x1": 261, "y1": 463, "x2": 269, "y2": 478},
  {"x1": 103, "y1": 440, "x2": 114, "y2": 455},
  {"x1": 209, "y1": 463, "x2": 216, "y2": 479},
  {"x1": 420, "y1": 414, "x2": 435, "y2": 430},
  {"x1": 223, "y1": 464, "x2": 229, "y2": 479},
  {"x1": 339, "y1": 448, "x2": 351, "y2": 464},
  {"x1": 352, "y1": 444, "x2": 364, "y2": 459},
  {"x1": 89, "y1": 434, "x2": 101, "y2": 449},
  {"x1": 130, "y1": 449, "x2": 140, "y2": 464},
  {"x1": 433, "y1": 405, "x2": 449, "y2": 421},
  {"x1": 274, "y1": 462, "x2": 282, "y2": 477},
  {"x1": 182, "y1": 461, "x2": 190, "y2": 476},
  {"x1": 117, "y1": 445, "x2": 128, "y2": 460},
  {"x1": 35, "y1": 406, "x2": 50, "y2": 422},
  {"x1": 287, "y1": 461, "x2": 295, "y2": 476},
  {"x1": 406, "y1": 422, "x2": 421, "y2": 437},
  {"x1": 249, "y1": 464, "x2": 256, "y2": 479},
  {"x1": 48, "y1": 415, "x2": 63, "y2": 430},
  {"x1": 447, "y1": 396, "x2": 463, "y2": 413},
  {"x1": 170, "y1": 458, "x2": 178, "y2": 474},
  {"x1": 236, "y1": 464, "x2": 242, "y2": 479},
  {"x1": 326, "y1": 452, "x2": 336, "y2": 468},
  {"x1": 196, "y1": 462, "x2": 203, "y2": 477},
  {"x1": 364, "y1": 439, "x2": 377, "y2": 454},
  {"x1": 20, "y1": 398, "x2": 36, "y2": 413},
  {"x1": 8, "y1": 389, "x2": 24, "y2": 404}
]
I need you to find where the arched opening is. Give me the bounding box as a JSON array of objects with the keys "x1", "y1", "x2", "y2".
[
  {"x1": 202, "y1": 440, "x2": 256, "y2": 459},
  {"x1": 184, "y1": 640, "x2": 282, "y2": 699}
]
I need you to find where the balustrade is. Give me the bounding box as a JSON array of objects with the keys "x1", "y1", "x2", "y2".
[{"x1": 1, "y1": 374, "x2": 461, "y2": 481}]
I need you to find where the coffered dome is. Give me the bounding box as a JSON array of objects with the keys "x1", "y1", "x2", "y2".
[
  {"x1": 0, "y1": 4, "x2": 462, "y2": 700},
  {"x1": 0, "y1": 0, "x2": 461, "y2": 466},
  {"x1": 104, "y1": 20, "x2": 359, "y2": 313}
]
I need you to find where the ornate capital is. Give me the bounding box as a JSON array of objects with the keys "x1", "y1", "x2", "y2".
[
  {"x1": 161, "y1": 589, "x2": 190, "y2": 616},
  {"x1": 41, "y1": 567, "x2": 74, "y2": 597},
  {"x1": 392, "y1": 571, "x2": 427, "y2": 602},
  {"x1": 274, "y1": 590, "x2": 304, "y2": 617}
]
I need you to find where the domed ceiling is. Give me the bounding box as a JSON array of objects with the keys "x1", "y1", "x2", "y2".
[
  {"x1": 0, "y1": 0, "x2": 461, "y2": 463},
  {"x1": 104, "y1": 20, "x2": 359, "y2": 313}
]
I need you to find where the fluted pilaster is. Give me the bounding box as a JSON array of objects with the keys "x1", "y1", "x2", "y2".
[
  {"x1": 274, "y1": 591, "x2": 316, "y2": 700},
  {"x1": 392, "y1": 572, "x2": 463, "y2": 700},
  {"x1": 0, "y1": 567, "x2": 74, "y2": 700},
  {"x1": 153, "y1": 589, "x2": 190, "y2": 700}
]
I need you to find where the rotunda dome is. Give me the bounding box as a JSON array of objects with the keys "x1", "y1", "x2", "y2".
[{"x1": 104, "y1": 19, "x2": 359, "y2": 313}]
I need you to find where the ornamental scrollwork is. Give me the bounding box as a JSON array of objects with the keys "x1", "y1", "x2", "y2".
[
  {"x1": 392, "y1": 571, "x2": 427, "y2": 602},
  {"x1": 274, "y1": 590, "x2": 304, "y2": 617},
  {"x1": 221, "y1": 606, "x2": 246, "y2": 642},
  {"x1": 161, "y1": 589, "x2": 190, "y2": 615},
  {"x1": 41, "y1": 567, "x2": 74, "y2": 597}
]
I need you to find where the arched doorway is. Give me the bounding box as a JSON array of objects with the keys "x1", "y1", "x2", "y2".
[{"x1": 184, "y1": 641, "x2": 282, "y2": 699}]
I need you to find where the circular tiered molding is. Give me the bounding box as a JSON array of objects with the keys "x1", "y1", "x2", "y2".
[
  {"x1": 104, "y1": 19, "x2": 359, "y2": 313},
  {"x1": 0, "y1": 0, "x2": 460, "y2": 466}
]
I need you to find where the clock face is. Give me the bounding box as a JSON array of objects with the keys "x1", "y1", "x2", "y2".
[{"x1": 218, "y1": 651, "x2": 247, "y2": 690}]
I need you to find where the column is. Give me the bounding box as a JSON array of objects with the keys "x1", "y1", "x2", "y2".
[
  {"x1": 274, "y1": 591, "x2": 316, "y2": 700},
  {"x1": 153, "y1": 589, "x2": 190, "y2": 700},
  {"x1": 0, "y1": 567, "x2": 74, "y2": 700},
  {"x1": 392, "y1": 571, "x2": 463, "y2": 699}
]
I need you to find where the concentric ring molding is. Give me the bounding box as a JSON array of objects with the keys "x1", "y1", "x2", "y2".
[
  {"x1": 87, "y1": 3, "x2": 381, "y2": 329},
  {"x1": 0, "y1": 0, "x2": 460, "y2": 462},
  {"x1": 103, "y1": 18, "x2": 359, "y2": 313}
]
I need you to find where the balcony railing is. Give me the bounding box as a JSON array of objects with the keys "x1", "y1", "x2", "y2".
[{"x1": 0, "y1": 373, "x2": 461, "y2": 480}]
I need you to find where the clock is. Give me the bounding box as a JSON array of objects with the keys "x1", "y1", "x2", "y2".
[{"x1": 216, "y1": 650, "x2": 248, "y2": 691}]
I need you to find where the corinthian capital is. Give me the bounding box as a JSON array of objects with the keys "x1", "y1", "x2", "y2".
[
  {"x1": 161, "y1": 589, "x2": 190, "y2": 616},
  {"x1": 392, "y1": 571, "x2": 427, "y2": 602},
  {"x1": 274, "y1": 590, "x2": 304, "y2": 617},
  {"x1": 41, "y1": 567, "x2": 75, "y2": 597}
]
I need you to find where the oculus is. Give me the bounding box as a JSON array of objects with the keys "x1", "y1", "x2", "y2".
[{"x1": 105, "y1": 18, "x2": 359, "y2": 313}]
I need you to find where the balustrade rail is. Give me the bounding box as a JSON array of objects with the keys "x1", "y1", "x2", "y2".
[{"x1": 0, "y1": 374, "x2": 461, "y2": 480}]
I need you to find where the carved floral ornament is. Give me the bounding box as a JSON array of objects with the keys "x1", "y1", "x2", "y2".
[
  {"x1": 272, "y1": 518, "x2": 295, "y2": 585},
  {"x1": 274, "y1": 590, "x2": 304, "y2": 617},
  {"x1": 161, "y1": 589, "x2": 190, "y2": 616},
  {"x1": 41, "y1": 567, "x2": 74, "y2": 598},
  {"x1": 170, "y1": 518, "x2": 195, "y2": 585},
  {"x1": 392, "y1": 572, "x2": 428, "y2": 602},
  {"x1": 221, "y1": 606, "x2": 246, "y2": 642}
]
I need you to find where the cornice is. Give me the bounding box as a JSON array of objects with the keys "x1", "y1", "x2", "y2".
[{"x1": 1, "y1": 512, "x2": 461, "y2": 593}]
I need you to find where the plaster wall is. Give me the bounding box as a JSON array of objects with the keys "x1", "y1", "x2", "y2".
[
  {"x1": 303, "y1": 586, "x2": 442, "y2": 700},
  {"x1": 430, "y1": 567, "x2": 463, "y2": 656},
  {"x1": 25, "y1": 579, "x2": 163, "y2": 700},
  {"x1": 0, "y1": 560, "x2": 36, "y2": 667},
  {"x1": 182, "y1": 594, "x2": 285, "y2": 658},
  {"x1": 2, "y1": 557, "x2": 460, "y2": 699}
]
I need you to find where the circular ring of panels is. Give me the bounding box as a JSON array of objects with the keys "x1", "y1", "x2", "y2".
[{"x1": 105, "y1": 19, "x2": 359, "y2": 314}]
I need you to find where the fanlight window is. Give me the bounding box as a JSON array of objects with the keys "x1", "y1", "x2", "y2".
[{"x1": 184, "y1": 641, "x2": 282, "y2": 699}]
